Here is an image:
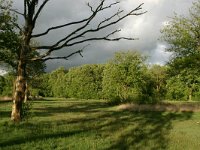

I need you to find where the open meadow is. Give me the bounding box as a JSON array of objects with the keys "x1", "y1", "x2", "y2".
[{"x1": 1, "y1": 98, "x2": 200, "y2": 150}]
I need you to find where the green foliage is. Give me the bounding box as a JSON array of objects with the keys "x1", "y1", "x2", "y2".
[
  {"x1": 160, "y1": 0, "x2": 200, "y2": 57},
  {"x1": 160, "y1": 1, "x2": 200, "y2": 101},
  {"x1": 0, "y1": 73, "x2": 14, "y2": 96},
  {"x1": 166, "y1": 76, "x2": 188, "y2": 101},
  {"x1": 66, "y1": 64, "x2": 104, "y2": 99},
  {"x1": 0, "y1": 0, "x2": 46, "y2": 105},
  {"x1": 35, "y1": 52, "x2": 172, "y2": 104},
  {"x1": 149, "y1": 65, "x2": 168, "y2": 99},
  {"x1": 166, "y1": 68, "x2": 200, "y2": 101},
  {"x1": 0, "y1": 0, "x2": 20, "y2": 69},
  {"x1": 48, "y1": 67, "x2": 68, "y2": 98},
  {"x1": 21, "y1": 101, "x2": 33, "y2": 122},
  {"x1": 33, "y1": 73, "x2": 52, "y2": 97},
  {"x1": 102, "y1": 51, "x2": 153, "y2": 104}
]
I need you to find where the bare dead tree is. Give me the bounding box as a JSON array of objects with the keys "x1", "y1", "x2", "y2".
[{"x1": 2, "y1": 0, "x2": 146, "y2": 122}]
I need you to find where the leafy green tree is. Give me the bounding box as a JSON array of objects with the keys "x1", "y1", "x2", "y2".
[
  {"x1": 166, "y1": 67, "x2": 200, "y2": 101},
  {"x1": 66, "y1": 64, "x2": 104, "y2": 99},
  {"x1": 160, "y1": 0, "x2": 200, "y2": 58},
  {"x1": 0, "y1": 0, "x2": 20, "y2": 70},
  {"x1": 0, "y1": 1, "x2": 45, "y2": 102},
  {"x1": 149, "y1": 65, "x2": 167, "y2": 99},
  {"x1": 0, "y1": 73, "x2": 14, "y2": 96},
  {"x1": 1, "y1": 0, "x2": 146, "y2": 122},
  {"x1": 36, "y1": 73, "x2": 52, "y2": 97},
  {"x1": 48, "y1": 67, "x2": 68, "y2": 98},
  {"x1": 102, "y1": 51, "x2": 150, "y2": 104},
  {"x1": 161, "y1": 0, "x2": 200, "y2": 101}
]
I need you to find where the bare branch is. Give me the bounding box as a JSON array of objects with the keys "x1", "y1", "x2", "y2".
[
  {"x1": 87, "y1": 2, "x2": 95, "y2": 13},
  {"x1": 32, "y1": 0, "x2": 105, "y2": 39},
  {"x1": 34, "y1": 0, "x2": 104, "y2": 49},
  {"x1": 31, "y1": 17, "x2": 91, "y2": 38},
  {"x1": 54, "y1": 3, "x2": 146, "y2": 49},
  {"x1": 24, "y1": 0, "x2": 27, "y2": 18},
  {"x1": 98, "y1": 9, "x2": 124, "y2": 28},
  {"x1": 32, "y1": 44, "x2": 90, "y2": 61},
  {"x1": 34, "y1": 3, "x2": 140, "y2": 50},
  {"x1": 33, "y1": 0, "x2": 50, "y2": 26},
  {"x1": 101, "y1": 1, "x2": 120, "y2": 11},
  {"x1": 32, "y1": 1, "x2": 145, "y2": 60},
  {"x1": 32, "y1": 0, "x2": 105, "y2": 38},
  {"x1": 66, "y1": 36, "x2": 138, "y2": 48},
  {"x1": 106, "y1": 29, "x2": 121, "y2": 37},
  {"x1": 41, "y1": 50, "x2": 83, "y2": 61}
]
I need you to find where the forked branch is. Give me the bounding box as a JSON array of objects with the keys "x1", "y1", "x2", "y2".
[
  {"x1": 30, "y1": 0, "x2": 146, "y2": 61},
  {"x1": 33, "y1": 45, "x2": 90, "y2": 61}
]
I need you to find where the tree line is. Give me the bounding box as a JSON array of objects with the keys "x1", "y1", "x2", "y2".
[{"x1": 1, "y1": 51, "x2": 199, "y2": 104}]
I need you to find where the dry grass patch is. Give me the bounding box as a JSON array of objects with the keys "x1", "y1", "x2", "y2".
[
  {"x1": 118, "y1": 102, "x2": 200, "y2": 112},
  {"x1": 0, "y1": 96, "x2": 12, "y2": 101}
]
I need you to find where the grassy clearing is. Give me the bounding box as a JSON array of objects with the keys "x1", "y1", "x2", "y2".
[{"x1": 0, "y1": 98, "x2": 200, "y2": 150}]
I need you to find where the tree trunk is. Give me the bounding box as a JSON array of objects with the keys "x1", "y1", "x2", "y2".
[{"x1": 11, "y1": 60, "x2": 26, "y2": 122}]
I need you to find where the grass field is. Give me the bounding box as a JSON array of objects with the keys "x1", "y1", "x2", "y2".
[{"x1": 0, "y1": 98, "x2": 200, "y2": 150}]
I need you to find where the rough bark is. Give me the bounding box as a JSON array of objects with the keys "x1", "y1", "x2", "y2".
[{"x1": 11, "y1": 60, "x2": 27, "y2": 122}]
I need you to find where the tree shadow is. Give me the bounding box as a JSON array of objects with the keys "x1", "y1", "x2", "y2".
[
  {"x1": 104, "y1": 111, "x2": 193, "y2": 150},
  {"x1": 34, "y1": 100, "x2": 109, "y2": 117},
  {"x1": 0, "y1": 101, "x2": 11, "y2": 119},
  {"x1": 0, "y1": 100, "x2": 194, "y2": 149},
  {"x1": 0, "y1": 126, "x2": 85, "y2": 147},
  {"x1": 0, "y1": 111, "x2": 10, "y2": 118}
]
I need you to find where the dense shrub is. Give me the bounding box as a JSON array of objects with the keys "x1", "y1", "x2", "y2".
[
  {"x1": 66, "y1": 64, "x2": 104, "y2": 99},
  {"x1": 166, "y1": 70, "x2": 200, "y2": 101},
  {"x1": 0, "y1": 74, "x2": 14, "y2": 96},
  {"x1": 102, "y1": 51, "x2": 155, "y2": 104}
]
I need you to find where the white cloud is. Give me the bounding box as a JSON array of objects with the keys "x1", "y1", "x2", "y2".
[{"x1": 149, "y1": 44, "x2": 172, "y2": 65}]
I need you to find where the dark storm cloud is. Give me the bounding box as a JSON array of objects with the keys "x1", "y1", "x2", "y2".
[{"x1": 12, "y1": 0, "x2": 194, "y2": 71}]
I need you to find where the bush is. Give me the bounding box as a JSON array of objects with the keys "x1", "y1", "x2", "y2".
[
  {"x1": 66, "y1": 64, "x2": 104, "y2": 99},
  {"x1": 102, "y1": 51, "x2": 154, "y2": 104}
]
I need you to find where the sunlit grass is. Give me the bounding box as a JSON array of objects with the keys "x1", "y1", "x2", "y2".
[{"x1": 0, "y1": 98, "x2": 200, "y2": 150}]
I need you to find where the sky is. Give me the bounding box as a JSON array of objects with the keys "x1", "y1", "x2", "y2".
[{"x1": 6, "y1": 0, "x2": 195, "y2": 72}]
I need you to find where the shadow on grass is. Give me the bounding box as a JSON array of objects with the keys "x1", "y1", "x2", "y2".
[
  {"x1": 0, "y1": 101, "x2": 11, "y2": 119},
  {"x1": 0, "y1": 126, "x2": 85, "y2": 147},
  {"x1": 0, "y1": 100, "x2": 194, "y2": 149},
  {"x1": 0, "y1": 100, "x2": 12, "y2": 104},
  {"x1": 34, "y1": 101, "x2": 109, "y2": 117},
  {"x1": 0, "y1": 111, "x2": 10, "y2": 118},
  {"x1": 104, "y1": 111, "x2": 192, "y2": 150}
]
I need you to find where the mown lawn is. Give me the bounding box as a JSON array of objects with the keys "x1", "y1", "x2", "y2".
[{"x1": 0, "y1": 98, "x2": 200, "y2": 150}]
